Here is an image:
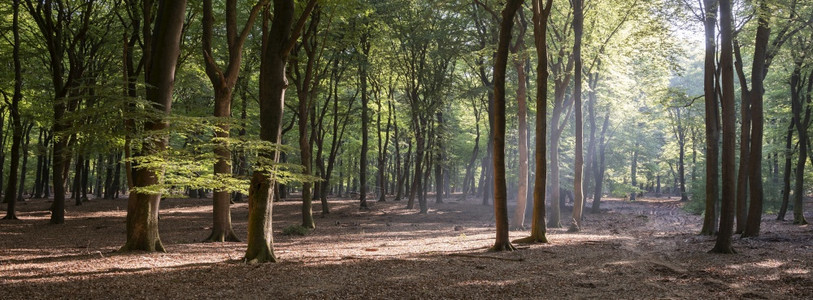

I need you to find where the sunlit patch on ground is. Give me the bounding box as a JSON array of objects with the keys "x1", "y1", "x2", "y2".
[{"x1": 0, "y1": 195, "x2": 811, "y2": 298}]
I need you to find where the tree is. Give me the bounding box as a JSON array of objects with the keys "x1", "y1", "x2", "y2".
[
  {"x1": 201, "y1": 0, "x2": 266, "y2": 242},
  {"x1": 700, "y1": 0, "x2": 720, "y2": 236},
  {"x1": 120, "y1": 0, "x2": 188, "y2": 252},
  {"x1": 788, "y1": 42, "x2": 811, "y2": 225},
  {"x1": 290, "y1": 4, "x2": 323, "y2": 225},
  {"x1": 490, "y1": 0, "x2": 523, "y2": 252},
  {"x1": 569, "y1": 0, "x2": 585, "y2": 232},
  {"x1": 24, "y1": 0, "x2": 100, "y2": 224},
  {"x1": 710, "y1": 0, "x2": 736, "y2": 254},
  {"x1": 510, "y1": 11, "x2": 529, "y2": 229},
  {"x1": 245, "y1": 0, "x2": 317, "y2": 264},
  {"x1": 2, "y1": 0, "x2": 23, "y2": 220},
  {"x1": 514, "y1": 0, "x2": 553, "y2": 244}
]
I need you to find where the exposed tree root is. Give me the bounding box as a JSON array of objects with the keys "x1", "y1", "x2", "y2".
[
  {"x1": 204, "y1": 230, "x2": 241, "y2": 243},
  {"x1": 708, "y1": 245, "x2": 736, "y2": 254},
  {"x1": 489, "y1": 242, "x2": 516, "y2": 252},
  {"x1": 513, "y1": 235, "x2": 548, "y2": 244},
  {"x1": 449, "y1": 253, "x2": 523, "y2": 261}
]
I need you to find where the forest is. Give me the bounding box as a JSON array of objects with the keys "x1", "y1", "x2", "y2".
[{"x1": 1, "y1": 0, "x2": 812, "y2": 298}]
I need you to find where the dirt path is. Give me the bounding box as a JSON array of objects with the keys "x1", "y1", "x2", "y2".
[{"x1": 0, "y1": 195, "x2": 811, "y2": 298}]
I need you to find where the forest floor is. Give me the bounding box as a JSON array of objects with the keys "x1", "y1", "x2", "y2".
[{"x1": 1, "y1": 194, "x2": 812, "y2": 299}]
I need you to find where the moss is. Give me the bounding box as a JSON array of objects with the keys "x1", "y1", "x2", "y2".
[{"x1": 281, "y1": 224, "x2": 311, "y2": 236}]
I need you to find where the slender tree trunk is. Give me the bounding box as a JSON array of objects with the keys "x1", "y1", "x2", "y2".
[
  {"x1": 17, "y1": 123, "x2": 33, "y2": 203},
  {"x1": 2, "y1": 0, "x2": 23, "y2": 220},
  {"x1": 741, "y1": 0, "x2": 770, "y2": 237},
  {"x1": 777, "y1": 122, "x2": 794, "y2": 220},
  {"x1": 700, "y1": 0, "x2": 720, "y2": 236},
  {"x1": 434, "y1": 112, "x2": 444, "y2": 204},
  {"x1": 569, "y1": 0, "x2": 585, "y2": 232},
  {"x1": 591, "y1": 113, "x2": 610, "y2": 213},
  {"x1": 201, "y1": 0, "x2": 265, "y2": 241},
  {"x1": 359, "y1": 32, "x2": 371, "y2": 210},
  {"x1": 245, "y1": 0, "x2": 317, "y2": 263},
  {"x1": 490, "y1": 0, "x2": 523, "y2": 252},
  {"x1": 514, "y1": 0, "x2": 552, "y2": 244},
  {"x1": 511, "y1": 13, "x2": 529, "y2": 228},
  {"x1": 710, "y1": 0, "x2": 736, "y2": 254}
]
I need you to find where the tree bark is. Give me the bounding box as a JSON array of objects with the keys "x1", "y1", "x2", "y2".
[
  {"x1": 700, "y1": 0, "x2": 720, "y2": 236},
  {"x1": 741, "y1": 0, "x2": 771, "y2": 237},
  {"x1": 121, "y1": 0, "x2": 187, "y2": 252},
  {"x1": 511, "y1": 12, "x2": 529, "y2": 229},
  {"x1": 569, "y1": 0, "x2": 585, "y2": 232},
  {"x1": 710, "y1": 0, "x2": 736, "y2": 254},
  {"x1": 490, "y1": 0, "x2": 523, "y2": 252},
  {"x1": 3, "y1": 0, "x2": 23, "y2": 220},
  {"x1": 777, "y1": 122, "x2": 794, "y2": 220},
  {"x1": 245, "y1": 0, "x2": 317, "y2": 263},
  {"x1": 515, "y1": 0, "x2": 552, "y2": 244}
]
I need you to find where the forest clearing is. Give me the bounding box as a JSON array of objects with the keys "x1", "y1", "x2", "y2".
[{"x1": 1, "y1": 195, "x2": 811, "y2": 298}]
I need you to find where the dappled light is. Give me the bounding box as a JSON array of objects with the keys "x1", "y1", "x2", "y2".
[{"x1": 1, "y1": 0, "x2": 813, "y2": 297}]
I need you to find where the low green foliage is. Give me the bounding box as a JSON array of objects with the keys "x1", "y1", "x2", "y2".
[{"x1": 281, "y1": 225, "x2": 311, "y2": 236}]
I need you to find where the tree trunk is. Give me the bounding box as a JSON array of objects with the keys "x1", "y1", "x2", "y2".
[
  {"x1": 2, "y1": 0, "x2": 23, "y2": 220},
  {"x1": 569, "y1": 0, "x2": 585, "y2": 232},
  {"x1": 434, "y1": 112, "x2": 444, "y2": 204},
  {"x1": 359, "y1": 32, "x2": 371, "y2": 210},
  {"x1": 777, "y1": 122, "x2": 794, "y2": 220},
  {"x1": 515, "y1": 0, "x2": 553, "y2": 244},
  {"x1": 511, "y1": 13, "x2": 529, "y2": 229},
  {"x1": 245, "y1": 0, "x2": 317, "y2": 263},
  {"x1": 789, "y1": 57, "x2": 810, "y2": 225},
  {"x1": 490, "y1": 0, "x2": 523, "y2": 252},
  {"x1": 17, "y1": 123, "x2": 33, "y2": 203},
  {"x1": 121, "y1": 0, "x2": 187, "y2": 252},
  {"x1": 202, "y1": 0, "x2": 264, "y2": 242},
  {"x1": 700, "y1": 0, "x2": 720, "y2": 236},
  {"x1": 741, "y1": 0, "x2": 770, "y2": 237},
  {"x1": 710, "y1": 0, "x2": 736, "y2": 254},
  {"x1": 591, "y1": 113, "x2": 610, "y2": 213}
]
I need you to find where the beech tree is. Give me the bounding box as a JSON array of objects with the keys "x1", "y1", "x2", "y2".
[
  {"x1": 201, "y1": 0, "x2": 266, "y2": 242},
  {"x1": 245, "y1": 0, "x2": 317, "y2": 263},
  {"x1": 120, "y1": 0, "x2": 187, "y2": 252},
  {"x1": 2, "y1": 0, "x2": 23, "y2": 220},
  {"x1": 514, "y1": 0, "x2": 553, "y2": 244},
  {"x1": 490, "y1": 0, "x2": 523, "y2": 252},
  {"x1": 710, "y1": 0, "x2": 736, "y2": 254}
]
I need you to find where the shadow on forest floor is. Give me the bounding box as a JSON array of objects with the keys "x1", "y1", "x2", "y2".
[{"x1": 1, "y1": 195, "x2": 811, "y2": 298}]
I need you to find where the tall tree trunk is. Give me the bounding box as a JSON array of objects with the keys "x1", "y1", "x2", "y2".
[
  {"x1": 777, "y1": 122, "x2": 794, "y2": 220},
  {"x1": 591, "y1": 113, "x2": 610, "y2": 213},
  {"x1": 245, "y1": 0, "x2": 317, "y2": 263},
  {"x1": 201, "y1": 0, "x2": 264, "y2": 242},
  {"x1": 3, "y1": 0, "x2": 23, "y2": 220},
  {"x1": 710, "y1": 0, "x2": 736, "y2": 254},
  {"x1": 17, "y1": 123, "x2": 33, "y2": 203},
  {"x1": 434, "y1": 112, "x2": 444, "y2": 204},
  {"x1": 741, "y1": 0, "x2": 771, "y2": 237},
  {"x1": 700, "y1": 0, "x2": 720, "y2": 236},
  {"x1": 515, "y1": 0, "x2": 552, "y2": 244},
  {"x1": 789, "y1": 57, "x2": 810, "y2": 225},
  {"x1": 33, "y1": 129, "x2": 44, "y2": 199},
  {"x1": 511, "y1": 13, "x2": 529, "y2": 229},
  {"x1": 490, "y1": 0, "x2": 523, "y2": 252},
  {"x1": 121, "y1": 0, "x2": 187, "y2": 252},
  {"x1": 359, "y1": 32, "x2": 371, "y2": 210},
  {"x1": 569, "y1": 0, "x2": 585, "y2": 232}
]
